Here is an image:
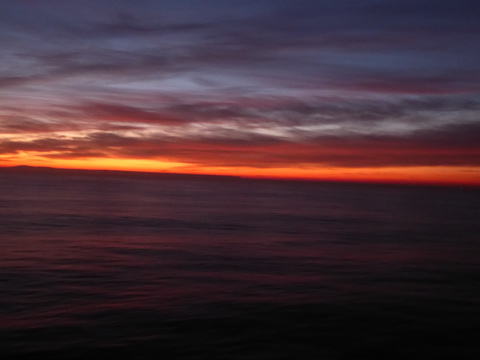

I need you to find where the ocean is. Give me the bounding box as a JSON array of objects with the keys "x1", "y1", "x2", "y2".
[{"x1": 0, "y1": 170, "x2": 479, "y2": 359}]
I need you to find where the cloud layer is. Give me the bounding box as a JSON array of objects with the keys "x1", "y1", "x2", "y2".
[{"x1": 1, "y1": 0, "x2": 479, "y2": 181}]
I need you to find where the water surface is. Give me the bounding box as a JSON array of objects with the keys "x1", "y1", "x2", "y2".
[{"x1": 1, "y1": 172, "x2": 479, "y2": 359}]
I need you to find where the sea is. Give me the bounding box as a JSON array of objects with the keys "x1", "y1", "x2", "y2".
[{"x1": 0, "y1": 169, "x2": 479, "y2": 359}]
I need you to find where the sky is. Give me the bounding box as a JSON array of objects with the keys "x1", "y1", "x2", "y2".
[{"x1": 0, "y1": 0, "x2": 479, "y2": 185}]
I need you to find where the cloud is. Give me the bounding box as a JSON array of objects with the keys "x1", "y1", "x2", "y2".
[
  {"x1": 2, "y1": 0, "x2": 479, "y2": 96},
  {"x1": 2, "y1": 114, "x2": 478, "y2": 168},
  {"x1": 0, "y1": 0, "x2": 479, "y2": 178},
  {"x1": 79, "y1": 102, "x2": 186, "y2": 125},
  {"x1": 0, "y1": 117, "x2": 63, "y2": 134}
]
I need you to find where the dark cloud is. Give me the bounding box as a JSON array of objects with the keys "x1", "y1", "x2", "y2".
[
  {"x1": 0, "y1": 137, "x2": 79, "y2": 155},
  {"x1": 79, "y1": 102, "x2": 186, "y2": 125},
  {"x1": 0, "y1": 117, "x2": 62, "y2": 134},
  {"x1": 93, "y1": 12, "x2": 216, "y2": 38}
]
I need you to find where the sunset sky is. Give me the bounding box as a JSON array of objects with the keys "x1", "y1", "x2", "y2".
[{"x1": 1, "y1": 0, "x2": 479, "y2": 185}]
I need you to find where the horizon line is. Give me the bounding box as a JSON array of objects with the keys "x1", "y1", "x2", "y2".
[{"x1": 1, "y1": 164, "x2": 478, "y2": 189}]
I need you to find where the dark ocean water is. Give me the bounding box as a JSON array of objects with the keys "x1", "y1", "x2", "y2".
[{"x1": 0, "y1": 172, "x2": 479, "y2": 359}]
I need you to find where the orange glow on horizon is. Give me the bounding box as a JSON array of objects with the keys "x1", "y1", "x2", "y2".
[{"x1": 1, "y1": 154, "x2": 479, "y2": 187}]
